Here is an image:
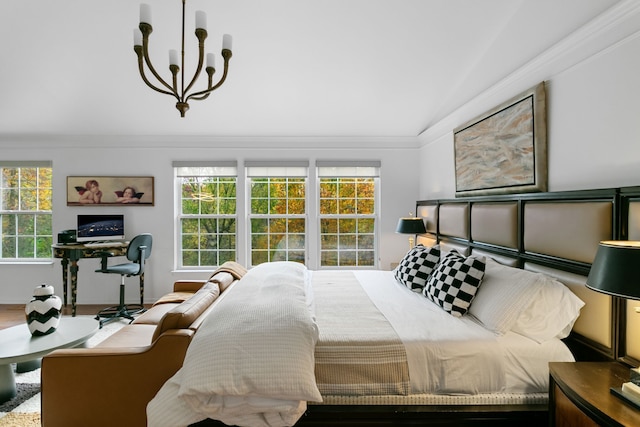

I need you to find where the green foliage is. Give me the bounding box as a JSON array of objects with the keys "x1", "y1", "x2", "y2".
[
  {"x1": 178, "y1": 176, "x2": 238, "y2": 267},
  {"x1": 318, "y1": 177, "x2": 376, "y2": 267},
  {"x1": 179, "y1": 172, "x2": 378, "y2": 268},
  {"x1": 250, "y1": 216, "x2": 306, "y2": 265},
  {"x1": 251, "y1": 178, "x2": 305, "y2": 215},
  {"x1": 249, "y1": 178, "x2": 307, "y2": 266},
  {"x1": 0, "y1": 167, "x2": 52, "y2": 259},
  {"x1": 181, "y1": 177, "x2": 237, "y2": 216},
  {"x1": 180, "y1": 217, "x2": 237, "y2": 267},
  {"x1": 2, "y1": 236, "x2": 16, "y2": 258}
]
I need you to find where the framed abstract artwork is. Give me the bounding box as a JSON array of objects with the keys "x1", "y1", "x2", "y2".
[
  {"x1": 453, "y1": 82, "x2": 547, "y2": 197},
  {"x1": 67, "y1": 176, "x2": 154, "y2": 206}
]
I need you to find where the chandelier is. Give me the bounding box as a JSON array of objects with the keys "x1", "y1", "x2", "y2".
[{"x1": 133, "y1": 1, "x2": 233, "y2": 117}]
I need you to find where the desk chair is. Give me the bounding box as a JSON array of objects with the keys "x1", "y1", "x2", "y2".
[{"x1": 95, "y1": 233, "x2": 152, "y2": 327}]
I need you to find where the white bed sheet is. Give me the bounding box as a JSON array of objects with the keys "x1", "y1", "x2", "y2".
[{"x1": 350, "y1": 270, "x2": 575, "y2": 395}]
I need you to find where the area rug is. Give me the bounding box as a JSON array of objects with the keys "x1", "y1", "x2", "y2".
[{"x1": 0, "y1": 318, "x2": 127, "y2": 426}]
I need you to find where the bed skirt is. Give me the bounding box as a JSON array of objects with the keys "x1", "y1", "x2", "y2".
[{"x1": 314, "y1": 392, "x2": 547, "y2": 406}]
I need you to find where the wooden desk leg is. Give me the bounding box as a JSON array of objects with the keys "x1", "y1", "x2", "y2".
[
  {"x1": 60, "y1": 257, "x2": 69, "y2": 307},
  {"x1": 70, "y1": 260, "x2": 79, "y2": 317}
]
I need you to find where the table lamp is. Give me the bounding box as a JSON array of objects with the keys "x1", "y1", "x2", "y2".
[
  {"x1": 586, "y1": 240, "x2": 640, "y2": 407},
  {"x1": 396, "y1": 215, "x2": 427, "y2": 250}
]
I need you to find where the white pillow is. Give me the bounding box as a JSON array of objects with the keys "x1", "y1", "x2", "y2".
[
  {"x1": 469, "y1": 258, "x2": 544, "y2": 335},
  {"x1": 511, "y1": 275, "x2": 585, "y2": 343}
]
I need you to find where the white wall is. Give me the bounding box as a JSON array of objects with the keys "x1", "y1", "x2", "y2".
[
  {"x1": 418, "y1": 2, "x2": 640, "y2": 199},
  {"x1": 7, "y1": 4, "x2": 639, "y2": 306},
  {"x1": 0, "y1": 139, "x2": 419, "y2": 304}
]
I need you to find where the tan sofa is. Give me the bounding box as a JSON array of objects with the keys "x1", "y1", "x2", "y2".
[{"x1": 41, "y1": 262, "x2": 246, "y2": 427}]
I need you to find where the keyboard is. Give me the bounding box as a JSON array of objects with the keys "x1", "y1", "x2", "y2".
[{"x1": 83, "y1": 241, "x2": 126, "y2": 248}]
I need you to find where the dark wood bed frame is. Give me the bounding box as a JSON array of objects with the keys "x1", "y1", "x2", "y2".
[{"x1": 194, "y1": 185, "x2": 640, "y2": 427}]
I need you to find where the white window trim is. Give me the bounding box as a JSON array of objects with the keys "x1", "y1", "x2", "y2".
[
  {"x1": 173, "y1": 161, "x2": 238, "y2": 270},
  {"x1": 315, "y1": 160, "x2": 381, "y2": 269},
  {"x1": 0, "y1": 161, "x2": 53, "y2": 262},
  {"x1": 245, "y1": 161, "x2": 309, "y2": 267}
]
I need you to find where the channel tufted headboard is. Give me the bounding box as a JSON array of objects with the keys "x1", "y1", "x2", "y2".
[{"x1": 416, "y1": 186, "x2": 640, "y2": 364}]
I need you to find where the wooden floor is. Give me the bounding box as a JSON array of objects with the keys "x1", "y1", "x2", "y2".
[{"x1": 0, "y1": 304, "x2": 133, "y2": 330}]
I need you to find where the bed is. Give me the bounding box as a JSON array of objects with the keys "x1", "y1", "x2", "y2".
[{"x1": 148, "y1": 185, "x2": 640, "y2": 427}]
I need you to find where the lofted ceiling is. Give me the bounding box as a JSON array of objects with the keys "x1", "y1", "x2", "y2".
[{"x1": 0, "y1": 0, "x2": 621, "y2": 140}]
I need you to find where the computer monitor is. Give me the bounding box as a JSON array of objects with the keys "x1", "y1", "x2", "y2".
[{"x1": 76, "y1": 214, "x2": 125, "y2": 242}]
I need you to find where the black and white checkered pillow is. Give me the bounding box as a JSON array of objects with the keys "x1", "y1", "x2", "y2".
[
  {"x1": 394, "y1": 245, "x2": 441, "y2": 292},
  {"x1": 423, "y1": 250, "x2": 486, "y2": 317}
]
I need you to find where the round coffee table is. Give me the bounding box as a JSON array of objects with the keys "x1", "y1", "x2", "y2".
[{"x1": 0, "y1": 316, "x2": 98, "y2": 402}]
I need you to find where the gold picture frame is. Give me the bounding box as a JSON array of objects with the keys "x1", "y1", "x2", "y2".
[
  {"x1": 453, "y1": 82, "x2": 547, "y2": 197},
  {"x1": 67, "y1": 176, "x2": 155, "y2": 206}
]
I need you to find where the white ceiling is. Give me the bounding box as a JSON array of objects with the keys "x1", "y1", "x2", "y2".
[{"x1": 0, "y1": 0, "x2": 621, "y2": 140}]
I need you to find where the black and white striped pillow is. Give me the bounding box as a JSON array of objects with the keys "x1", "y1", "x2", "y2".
[
  {"x1": 394, "y1": 245, "x2": 440, "y2": 292},
  {"x1": 423, "y1": 250, "x2": 486, "y2": 317}
]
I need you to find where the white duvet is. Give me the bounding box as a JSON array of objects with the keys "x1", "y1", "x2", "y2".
[
  {"x1": 147, "y1": 262, "x2": 321, "y2": 427},
  {"x1": 352, "y1": 270, "x2": 575, "y2": 394},
  {"x1": 148, "y1": 266, "x2": 575, "y2": 427}
]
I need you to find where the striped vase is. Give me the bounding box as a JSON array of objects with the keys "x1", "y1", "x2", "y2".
[{"x1": 25, "y1": 284, "x2": 62, "y2": 336}]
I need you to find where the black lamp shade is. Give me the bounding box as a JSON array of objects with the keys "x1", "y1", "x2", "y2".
[
  {"x1": 586, "y1": 241, "x2": 640, "y2": 299},
  {"x1": 396, "y1": 217, "x2": 427, "y2": 235}
]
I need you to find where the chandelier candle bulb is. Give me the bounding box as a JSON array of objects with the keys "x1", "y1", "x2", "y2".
[
  {"x1": 134, "y1": 29, "x2": 142, "y2": 46},
  {"x1": 206, "y1": 53, "x2": 215, "y2": 69},
  {"x1": 223, "y1": 34, "x2": 232, "y2": 50},
  {"x1": 195, "y1": 10, "x2": 206, "y2": 30},
  {"x1": 140, "y1": 3, "x2": 152, "y2": 25},
  {"x1": 169, "y1": 49, "x2": 179, "y2": 66}
]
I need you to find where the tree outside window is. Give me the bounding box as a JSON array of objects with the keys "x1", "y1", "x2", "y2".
[
  {"x1": 249, "y1": 177, "x2": 306, "y2": 266},
  {"x1": 175, "y1": 163, "x2": 237, "y2": 268},
  {"x1": 0, "y1": 163, "x2": 53, "y2": 260},
  {"x1": 319, "y1": 177, "x2": 376, "y2": 267}
]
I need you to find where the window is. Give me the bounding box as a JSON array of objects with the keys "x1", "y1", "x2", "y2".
[
  {"x1": 0, "y1": 161, "x2": 53, "y2": 260},
  {"x1": 247, "y1": 161, "x2": 308, "y2": 266},
  {"x1": 317, "y1": 161, "x2": 380, "y2": 268},
  {"x1": 174, "y1": 161, "x2": 237, "y2": 268}
]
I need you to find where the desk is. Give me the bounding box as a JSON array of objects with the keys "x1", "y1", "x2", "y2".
[{"x1": 52, "y1": 243, "x2": 129, "y2": 316}]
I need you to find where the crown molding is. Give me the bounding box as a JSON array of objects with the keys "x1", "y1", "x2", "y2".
[
  {"x1": 0, "y1": 134, "x2": 421, "y2": 150},
  {"x1": 418, "y1": 0, "x2": 640, "y2": 147}
]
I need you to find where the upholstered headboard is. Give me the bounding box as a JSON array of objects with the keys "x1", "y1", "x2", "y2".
[{"x1": 416, "y1": 186, "x2": 640, "y2": 364}]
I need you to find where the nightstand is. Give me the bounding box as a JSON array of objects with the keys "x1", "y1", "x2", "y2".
[{"x1": 549, "y1": 362, "x2": 640, "y2": 426}]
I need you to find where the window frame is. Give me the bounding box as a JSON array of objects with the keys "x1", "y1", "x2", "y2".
[
  {"x1": 246, "y1": 161, "x2": 309, "y2": 267},
  {"x1": 174, "y1": 161, "x2": 238, "y2": 270},
  {"x1": 316, "y1": 161, "x2": 380, "y2": 269},
  {"x1": 0, "y1": 161, "x2": 53, "y2": 262}
]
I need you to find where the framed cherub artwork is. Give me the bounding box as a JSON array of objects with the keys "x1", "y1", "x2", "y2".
[{"x1": 67, "y1": 176, "x2": 154, "y2": 206}]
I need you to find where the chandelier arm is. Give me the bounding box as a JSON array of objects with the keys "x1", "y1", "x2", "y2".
[
  {"x1": 143, "y1": 49, "x2": 178, "y2": 97},
  {"x1": 183, "y1": 29, "x2": 207, "y2": 97},
  {"x1": 135, "y1": 46, "x2": 177, "y2": 97},
  {"x1": 185, "y1": 49, "x2": 231, "y2": 102},
  {"x1": 187, "y1": 69, "x2": 214, "y2": 101},
  {"x1": 139, "y1": 24, "x2": 179, "y2": 97}
]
